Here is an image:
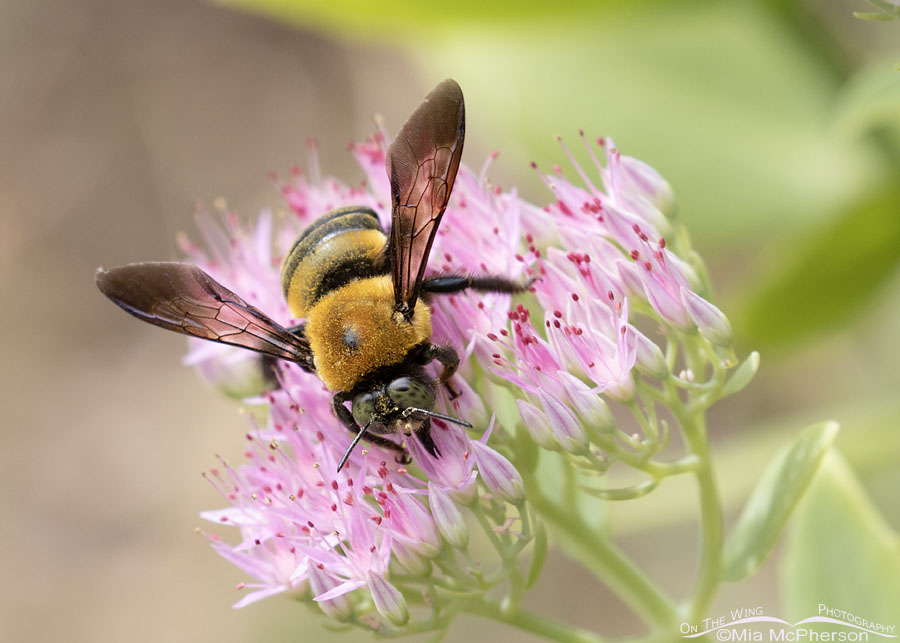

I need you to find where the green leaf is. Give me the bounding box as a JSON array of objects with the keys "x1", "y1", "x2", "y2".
[
  {"x1": 853, "y1": 11, "x2": 897, "y2": 21},
  {"x1": 215, "y1": 0, "x2": 619, "y2": 38},
  {"x1": 721, "y1": 421, "x2": 839, "y2": 582},
  {"x1": 863, "y1": 0, "x2": 900, "y2": 16},
  {"x1": 734, "y1": 179, "x2": 900, "y2": 352},
  {"x1": 720, "y1": 351, "x2": 760, "y2": 398},
  {"x1": 223, "y1": 2, "x2": 888, "y2": 246},
  {"x1": 781, "y1": 452, "x2": 900, "y2": 629}
]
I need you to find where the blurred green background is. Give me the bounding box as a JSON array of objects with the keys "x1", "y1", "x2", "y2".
[{"x1": 2, "y1": 0, "x2": 898, "y2": 641}]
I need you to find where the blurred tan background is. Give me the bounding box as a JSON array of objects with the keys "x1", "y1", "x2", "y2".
[{"x1": 3, "y1": 0, "x2": 899, "y2": 642}]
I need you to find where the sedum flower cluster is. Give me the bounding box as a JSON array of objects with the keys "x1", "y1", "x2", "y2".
[{"x1": 183, "y1": 131, "x2": 751, "y2": 639}]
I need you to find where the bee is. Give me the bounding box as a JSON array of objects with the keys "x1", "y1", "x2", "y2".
[{"x1": 96, "y1": 79, "x2": 528, "y2": 471}]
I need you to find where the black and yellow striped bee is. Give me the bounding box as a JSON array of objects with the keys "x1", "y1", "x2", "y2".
[{"x1": 96, "y1": 80, "x2": 527, "y2": 471}]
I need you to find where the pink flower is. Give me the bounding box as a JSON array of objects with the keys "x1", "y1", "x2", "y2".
[{"x1": 189, "y1": 128, "x2": 730, "y2": 620}]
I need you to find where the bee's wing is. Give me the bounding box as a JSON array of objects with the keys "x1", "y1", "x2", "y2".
[
  {"x1": 96, "y1": 262, "x2": 316, "y2": 371},
  {"x1": 387, "y1": 79, "x2": 465, "y2": 318}
]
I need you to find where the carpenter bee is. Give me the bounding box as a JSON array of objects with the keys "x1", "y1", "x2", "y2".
[{"x1": 96, "y1": 79, "x2": 527, "y2": 471}]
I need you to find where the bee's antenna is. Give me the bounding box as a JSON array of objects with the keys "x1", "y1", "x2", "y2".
[
  {"x1": 337, "y1": 421, "x2": 371, "y2": 473},
  {"x1": 406, "y1": 408, "x2": 473, "y2": 428}
]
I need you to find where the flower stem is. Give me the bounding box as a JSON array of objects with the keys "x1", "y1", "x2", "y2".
[
  {"x1": 682, "y1": 410, "x2": 723, "y2": 622},
  {"x1": 673, "y1": 334, "x2": 726, "y2": 622},
  {"x1": 463, "y1": 598, "x2": 606, "y2": 643},
  {"x1": 527, "y1": 483, "x2": 678, "y2": 628}
]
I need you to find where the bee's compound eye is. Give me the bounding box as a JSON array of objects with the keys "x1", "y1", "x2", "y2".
[
  {"x1": 387, "y1": 377, "x2": 435, "y2": 410},
  {"x1": 351, "y1": 393, "x2": 376, "y2": 426}
]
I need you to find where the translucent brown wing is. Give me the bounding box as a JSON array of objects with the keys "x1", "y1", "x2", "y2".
[
  {"x1": 96, "y1": 262, "x2": 315, "y2": 371},
  {"x1": 387, "y1": 79, "x2": 465, "y2": 318}
]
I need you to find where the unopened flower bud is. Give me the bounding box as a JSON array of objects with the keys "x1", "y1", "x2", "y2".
[
  {"x1": 609, "y1": 147, "x2": 675, "y2": 216},
  {"x1": 616, "y1": 260, "x2": 645, "y2": 300},
  {"x1": 631, "y1": 330, "x2": 669, "y2": 380},
  {"x1": 367, "y1": 573, "x2": 409, "y2": 626},
  {"x1": 538, "y1": 390, "x2": 589, "y2": 454},
  {"x1": 516, "y1": 399, "x2": 560, "y2": 450},
  {"x1": 559, "y1": 372, "x2": 615, "y2": 432},
  {"x1": 638, "y1": 268, "x2": 692, "y2": 330},
  {"x1": 428, "y1": 482, "x2": 468, "y2": 549},
  {"x1": 391, "y1": 541, "x2": 432, "y2": 577},
  {"x1": 309, "y1": 564, "x2": 353, "y2": 621},
  {"x1": 384, "y1": 492, "x2": 440, "y2": 560},
  {"x1": 681, "y1": 288, "x2": 732, "y2": 349},
  {"x1": 470, "y1": 441, "x2": 526, "y2": 504}
]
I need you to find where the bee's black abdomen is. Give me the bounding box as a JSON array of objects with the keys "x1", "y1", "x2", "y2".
[{"x1": 281, "y1": 206, "x2": 389, "y2": 317}]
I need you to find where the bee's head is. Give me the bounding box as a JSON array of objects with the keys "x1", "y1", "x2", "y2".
[
  {"x1": 351, "y1": 375, "x2": 436, "y2": 435},
  {"x1": 338, "y1": 373, "x2": 472, "y2": 471}
]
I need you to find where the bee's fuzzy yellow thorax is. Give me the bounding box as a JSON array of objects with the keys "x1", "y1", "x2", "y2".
[{"x1": 305, "y1": 275, "x2": 432, "y2": 392}]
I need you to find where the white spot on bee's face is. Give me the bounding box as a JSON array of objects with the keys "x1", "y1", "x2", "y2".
[{"x1": 342, "y1": 325, "x2": 361, "y2": 352}]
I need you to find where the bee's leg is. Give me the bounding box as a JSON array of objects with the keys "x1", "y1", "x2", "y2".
[
  {"x1": 331, "y1": 392, "x2": 410, "y2": 462},
  {"x1": 421, "y1": 274, "x2": 531, "y2": 295},
  {"x1": 422, "y1": 344, "x2": 461, "y2": 400},
  {"x1": 418, "y1": 420, "x2": 442, "y2": 458}
]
